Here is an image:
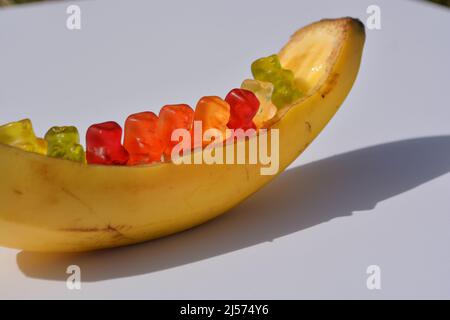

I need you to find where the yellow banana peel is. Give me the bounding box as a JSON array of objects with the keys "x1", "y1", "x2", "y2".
[{"x1": 0, "y1": 17, "x2": 365, "y2": 252}]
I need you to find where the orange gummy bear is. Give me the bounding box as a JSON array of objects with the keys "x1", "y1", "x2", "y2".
[
  {"x1": 157, "y1": 104, "x2": 194, "y2": 160},
  {"x1": 124, "y1": 111, "x2": 164, "y2": 165},
  {"x1": 193, "y1": 96, "x2": 230, "y2": 147}
]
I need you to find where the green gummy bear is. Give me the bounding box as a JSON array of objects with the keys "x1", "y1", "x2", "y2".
[
  {"x1": 45, "y1": 126, "x2": 85, "y2": 163},
  {"x1": 0, "y1": 119, "x2": 47, "y2": 155},
  {"x1": 251, "y1": 54, "x2": 302, "y2": 108},
  {"x1": 272, "y1": 79, "x2": 302, "y2": 110},
  {"x1": 251, "y1": 54, "x2": 282, "y2": 82}
]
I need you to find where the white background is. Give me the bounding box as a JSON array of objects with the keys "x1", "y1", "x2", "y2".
[{"x1": 0, "y1": 0, "x2": 449, "y2": 299}]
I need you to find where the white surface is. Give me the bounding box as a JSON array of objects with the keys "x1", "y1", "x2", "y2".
[{"x1": 1, "y1": 0, "x2": 449, "y2": 299}]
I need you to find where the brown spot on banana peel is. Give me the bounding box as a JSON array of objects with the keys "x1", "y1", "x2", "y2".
[
  {"x1": 62, "y1": 224, "x2": 121, "y2": 232},
  {"x1": 305, "y1": 121, "x2": 312, "y2": 133},
  {"x1": 61, "y1": 224, "x2": 132, "y2": 240},
  {"x1": 61, "y1": 187, "x2": 94, "y2": 214},
  {"x1": 62, "y1": 227, "x2": 103, "y2": 232},
  {"x1": 36, "y1": 163, "x2": 50, "y2": 180},
  {"x1": 245, "y1": 165, "x2": 250, "y2": 181},
  {"x1": 13, "y1": 189, "x2": 23, "y2": 196},
  {"x1": 320, "y1": 73, "x2": 339, "y2": 98}
]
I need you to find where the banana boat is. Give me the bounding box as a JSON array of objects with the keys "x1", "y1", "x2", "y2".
[{"x1": 0, "y1": 17, "x2": 365, "y2": 252}]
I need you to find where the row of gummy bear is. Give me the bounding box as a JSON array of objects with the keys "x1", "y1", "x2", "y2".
[{"x1": 0, "y1": 55, "x2": 301, "y2": 166}]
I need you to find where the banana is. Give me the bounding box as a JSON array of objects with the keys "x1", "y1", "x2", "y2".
[{"x1": 0, "y1": 17, "x2": 365, "y2": 252}]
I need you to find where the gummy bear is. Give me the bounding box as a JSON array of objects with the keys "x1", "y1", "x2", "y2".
[
  {"x1": 124, "y1": 111, "x2": 164, "y2": 165},
  {"x1": 225, "y1": 88, "x2": 259, "y2": 130},
  {"x1": 157, "y1": 104, "x2": 194, "y2": 159},
  {"x1": 45, "y1": 126, "x2": 85, "y2": 163},
  {"x1": 193, "y1": 96, "x2": 230, "y2": 146},
  {"x1": 0, "y1": 119, "x2": 47, "y2": 155},
  {"x1": 241, "y1": 79, "x2": 277, "y2": 128},
  {"x1": 86, "y1": 121, "x2": 129, "y2": 165},
  {"x1": 251, "y1": 54, "x2": 302, "y2": 108}
]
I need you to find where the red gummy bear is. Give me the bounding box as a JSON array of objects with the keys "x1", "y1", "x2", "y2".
[
  {"x1": 124, "y1": 112, "x2": 163, "y2": 165},
  {"x1": 86, "y1": 121, "x2": 129, "y2": 165},
  {"x1": 225, "y1": 88, "x2": 259, "y2": 130},
  {"x1": 157, "y1": 104, "x2": 194, "y2": 159}
]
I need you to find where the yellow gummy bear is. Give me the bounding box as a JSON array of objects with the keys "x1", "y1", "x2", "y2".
[
  {"x1": 241, "y1": 79, "x2": 277, "y2": 128},
  {"x1": 0, "y1": 119, "x2": 47, "y2": 155}
]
